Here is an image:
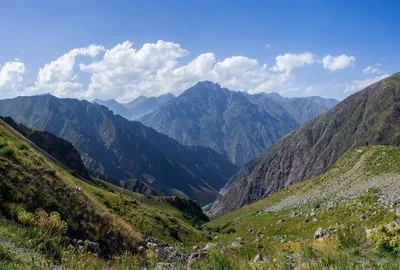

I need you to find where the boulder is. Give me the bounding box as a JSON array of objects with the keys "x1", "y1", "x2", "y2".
[
  {"x1": 314, "y1": 227, "x2": 324, "y2": 239},
  {"x1": 253, "y1": 253, "x2": 267, "y2": 263},
  {"x1": 202, "y1": 242, "x2": 217, "y2": 251},
  {"x1": 155, "y1": 246, "x2": 181, "y2": 263},
  {"x1": 187, "y1": 251, "x2": 208, "y2": 267}
]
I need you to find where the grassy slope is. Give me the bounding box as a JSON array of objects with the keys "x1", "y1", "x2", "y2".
[
  {"x1": 192, "y1": 146, "x2": 400, "y2": 268},
  {"x1": 208, "y1": 146, "x2": 400, "y2": 229},
  {"x1": 101, "y1": 180, "x2": 209, "y2": 225},
  {"x1": 0, "y1": 120, "x2": 209, "y2": 256}
]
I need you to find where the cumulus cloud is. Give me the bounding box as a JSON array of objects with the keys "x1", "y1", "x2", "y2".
[
  {"x1": 362, "y1": 63, "x2": 381, "y2": 74},
  {"x1": 1, "y1": 39, "x2": 366, "y2": 102},
  {"x1": 322, "y1": 54, "x2": 356, "y2": 71},
  {"x1": 344, "y1": 74, "x2": 389, "y2": 93},
  {"x1": 38, "y1": 44, "x2": 104, "y2": 85},
  {"x1": 78, "y1": 40, "x2": 294, "y2": 101},
  {"x1": 0, "y1": 60, "x2": 26, "y2": 91},
  {"x1": 272, "y1": 52, "x2": 316, "y2": 73},
  {"x1": 80, "y1": 40, "x2": 188, "y2": 99},
  {"x1": 25, "y1": 44, "x2": 104, "y2": 97}
]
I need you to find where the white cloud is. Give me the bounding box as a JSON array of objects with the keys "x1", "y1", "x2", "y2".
[
  {"x1": 272, "y1": 52, "x2": 316, "y2": 73},
  {"x1": 0, "y1": 60, "x2": 26, "y2": 91},
  {"x1": 78, "y1": 41, "x2": 300, "y2": 101},
  {"x1": 344, "y1": 74, "x2": 389, "y2": 93},
  {"x1": 265, "y1": 43, "x2": 271, "y2": 49},
  {"x1": 27, "y1": 44, "x2": 104, "y2": 97},
  {"x1": 1, "y1": 39, "x2": 370, "y2": 102},
  {"x1": 80, "y1": 40, "x2": 188, "y2": 99},
  {"x1": 362, "y1": 63, "x2": 381, "y2": 74},
  {"x1": 322, "y1": 54, "x2": 355, "y2": 71},
  {"x1": 37, "y1": 44, "x2": 104, "y2": 85}
]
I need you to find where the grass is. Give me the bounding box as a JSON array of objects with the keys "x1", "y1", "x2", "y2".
[
  {"x1": 196, "y1": 145, "x2": 400, "y2": 268},
  {"x1": 0, "y1": 146, "x2": 14, "y2": 157}
]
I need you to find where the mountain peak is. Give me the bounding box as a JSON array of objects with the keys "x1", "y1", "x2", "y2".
[{"x1": 195, "y1": 81, "x2": 222, "y2": 90}]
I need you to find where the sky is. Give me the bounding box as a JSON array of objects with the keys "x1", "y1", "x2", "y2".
[{"x1": 0, "y1": 0, "x2": 398, "y2": 102}]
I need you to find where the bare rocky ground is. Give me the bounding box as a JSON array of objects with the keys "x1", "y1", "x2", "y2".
[{"x1": 265, "y1": 151, "x2": 400, "y2": 213}]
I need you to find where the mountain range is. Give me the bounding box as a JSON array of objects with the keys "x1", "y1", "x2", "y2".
[
  {"x1": 93, "y1": 93, "x2": 175, "y2": 120},
  {"x1": 0, "y1": 95, "x2": 238, "y2": 205},
  {"x1": 2, "y1": 76, "x2": 400, "y2": 268},
  {"x1": 140, "y1": 81, "x2": 338, "y2": 165},
  {"x1": 211, "y1": 72, "x2": 400, "y2": 216}
]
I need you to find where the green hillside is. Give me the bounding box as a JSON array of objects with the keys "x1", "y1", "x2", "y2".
[
  {"x1": 0, "y1": 119, "x2": 209, "y2": 269},
  {"x1": 199, "y1": 146, "x2": 400, "y2": 268}
]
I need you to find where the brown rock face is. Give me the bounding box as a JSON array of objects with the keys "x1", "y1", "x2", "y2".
[{"x1": 212, "y1": 72, "x2": 400, "y2": 216}]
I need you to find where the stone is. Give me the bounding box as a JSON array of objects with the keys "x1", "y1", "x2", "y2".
[
  {"x1": 187, "y1": 251, "x2": 208, "y2": 267},
  {"x1": 277, "y1": 219, "x2": 285, "y2": 224},
  {"x1": 227, "y1": 242, "x2": 243, "y2": 249},
  {"x1": 314, "y1": 227, "x2": 324, "y2": 239},
  {"x1": 202, "y1": 242, "x2": 217, "y2": 251},
  {"x1": 253, "y1": 233, "x2": 264, "y2": 243},
  {"x1": 155, "y1": 262, "x2": 175, "y2": 269},
  {"x1": 155, "y1": 246, "x2": 181, "y2": 262},
  {"x1": 235, "y1": 237, "x2": 244, "y2": 242},
  {"x1": 253, "y1": 253, "x2": 267, "y2": 263},
  {"x1": 192, "y1": 245, "x2": 200, "y2": 251}
]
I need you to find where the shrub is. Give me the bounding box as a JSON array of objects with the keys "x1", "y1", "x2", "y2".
[
  {"x1": 337, "y1": 225, "x2": 366, "y2": 249},
  {"x1": 300, "y1": 244, "x2": 316, "y2": 259},
  {"x1": 5, "y1": 203, "x2": 26, "y2": 219},
  {"x1": 359, "y1": 188, "x2": 379, "y2": 204},
  {"x1": 368, "y1": 223, "x2": 400, "y2": 253},
  {"x1": 0, "y1": 245, "x2": 18, "y2": 262},
  {"x1": 0, "y1": 146, "x2": 14, "y2": 157},
  {"x1": 0, "y1": 142, "x2": 7, "y2": 149},
  {"x1": 14, "y1": 141, "x2": 29, "y2": 151},
  {"x1": 17, "y1": 210, "x2": 35, "y2": 226},
  {"x1": 35, "y1": 209, "x2": 68, "y2": 235}
]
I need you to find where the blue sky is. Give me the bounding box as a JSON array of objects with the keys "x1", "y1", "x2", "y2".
[{"x1": 0, "y1": 0, "x2": 398, "y2": 101}]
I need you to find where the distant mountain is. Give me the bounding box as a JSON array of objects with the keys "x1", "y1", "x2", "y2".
[
  {"x1": 250, "y1": 93, "x2": 339, "y2": 124},
  {"x1": 140, "y1": 81, "x2": 338, "y2": 165},
  {"x1": 0, "y1": 116, "x2": 90, "y2": 180},
  {"x1": 94, "y1": 93, "x2": 175, "y2": 120},
  {"x1": 0, "y1": 95, "x2": 238, "y2": 205},
  {"x1": 92, "y1": 98, "x2": 130, "y2": 119},
  {"x1": 211, "y1": 72, "x2": 400, "y2": 216}
]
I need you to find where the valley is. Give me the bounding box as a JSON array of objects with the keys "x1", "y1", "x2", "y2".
[{"x1": 1, "y1": 4, "x2": 399, "y2": 267}]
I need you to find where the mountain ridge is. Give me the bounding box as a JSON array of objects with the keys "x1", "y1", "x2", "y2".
[
  {"x1": 0, "y1": 95, "x2": 238, "y2": 205},
  {"x1": 211, "y1": 72, "x2": 400, "y2": 216},
  {"x1": 140, "y1": 81, "x2": 338, "y2": 165}
]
